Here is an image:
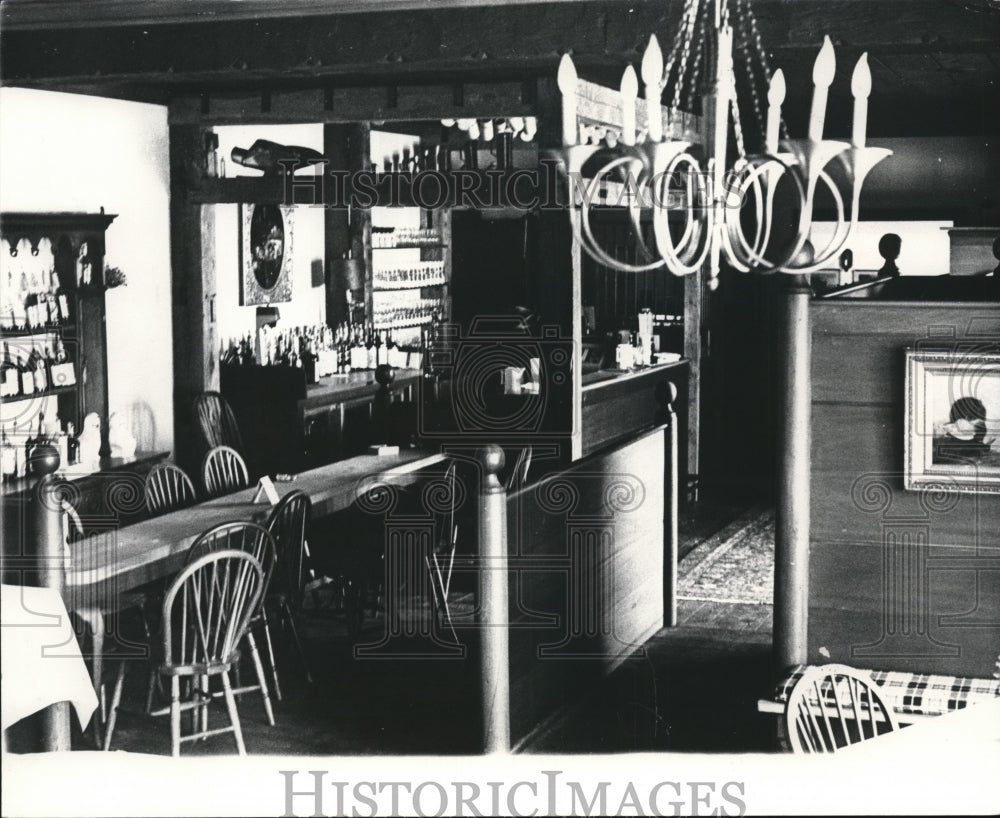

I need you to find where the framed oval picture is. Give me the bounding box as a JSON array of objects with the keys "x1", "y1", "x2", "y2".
[{"x1": 239, "y1": 203, "x2": 294, "y2": 305}]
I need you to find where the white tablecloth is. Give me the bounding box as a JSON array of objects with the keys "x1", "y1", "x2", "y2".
[{"x1": 1, "y1": 583, "x2": 98, "y2": 731}]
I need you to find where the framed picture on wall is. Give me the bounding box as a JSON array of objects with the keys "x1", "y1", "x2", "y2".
[
  {"x1": 239, "y1": 203, "x2": 294, "y2": 306},
  {"x1": 904, "y1": 348, "x2": 1000, "y2": 494}
]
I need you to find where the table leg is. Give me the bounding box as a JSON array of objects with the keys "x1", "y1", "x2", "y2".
[{"x1": 74, "y1": 605, "x2": 106, "y2": 748}]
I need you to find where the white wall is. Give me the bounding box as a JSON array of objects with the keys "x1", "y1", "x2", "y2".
[
  {"x1": 0, "y1": 88, "x2": 174, "y2": 455},
  {"x1": 810, "y1": 220, "x2": 953, "y2": 277},
  {"x1": 213, "y1": 124, "x2": 327, "y2": 346}
]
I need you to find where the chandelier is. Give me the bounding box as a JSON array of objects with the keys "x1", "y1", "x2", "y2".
[{"x1": 554, "y1": 0, "x2": 892, "y2": 289}]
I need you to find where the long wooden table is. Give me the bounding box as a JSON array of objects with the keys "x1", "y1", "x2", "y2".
[
  {"x1": 67, "y1": 448, "x2": 445, "y2": 594},
  {"x1": 63, "y1": 447, "x2": 445, "y2": 740}
]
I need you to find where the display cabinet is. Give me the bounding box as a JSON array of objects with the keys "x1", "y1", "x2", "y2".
[{"x1": 1, "y1": 211, "x2": 115, "y2": 482}]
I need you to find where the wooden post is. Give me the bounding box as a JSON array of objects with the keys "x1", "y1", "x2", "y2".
[
  {"x1": 477, "y1": 444, "x2": 510, "y2": 753},
  {"x1": 169, "y1": 122, "x2": 217, "y2": 473},
  {"x1": 324, "y1": 123, "x2": 371, "y2": 328},
  {"x1": 663, "y1": 382, "x2": 679, "y2": 628},
  {"x1": 31, "y1": 443, "x2": 72, "y2": 752},
  {"x1": 774, "y1": 275, "x2": 811, "y2": 673}
]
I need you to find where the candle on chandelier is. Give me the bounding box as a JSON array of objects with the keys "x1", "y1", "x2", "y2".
[
  {"x1": 808, "y1": 35, "x2": 836, "y2": 141},
  {"x1": 557, "y1": 53, "x2": 579, "y2": 146},
  {"x1": 851, "y1": 52, "x2": 871, "y2": 148},
  {"x1": 620, "y1": 65, "x2": 638, "y2": 146},
  {"x1": 641, "y1": 34, "x2": 664, "y2": 143},
  {"x1": 765, "y1": 69, "x2": 785, "y2": 153}
]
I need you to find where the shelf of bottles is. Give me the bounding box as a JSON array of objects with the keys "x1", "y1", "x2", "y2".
[
  {"x1": 1, "y1": 235, "x2": 82, "y2": 484},
  {"x1": 372, "y1": 261, "x2": 447, "y2": 291},
  {"x1": 372, "y1": 227, "x2": 444, "y2": 250},
  {"x1": 221, "y1": 321, "x2": 428, "y2": 382}
]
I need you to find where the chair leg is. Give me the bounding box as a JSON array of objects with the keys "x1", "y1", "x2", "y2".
[
  {"x1": 145, "y1": 668, "x2": 157, "y2": 714},
  {"x1": 259, "y1": 611, "x2": 282, "y2": 702},
  {"x1": 283, "y1": 601, "x2": 313, "y2": 684},
  {"x1": 245, "y1": 631, "x2": 276, "y2": 726},
  {"x1": 169, "y1": 676, "x2": 182, "y2": 757},
  {"x1": 199, "y1": 673, "x2": 211, "y2": 737},
  {"x1": 221, "y1": 670, "x2": 246, "y2": 756},
  {"x1": 102, "y1": 661, "x2": 127, "y2": 751}
]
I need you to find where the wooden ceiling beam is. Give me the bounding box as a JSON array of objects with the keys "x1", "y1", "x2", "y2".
[
  {"x1": 168, "y1": 81, "x2": 536, "y2": 125},
  {"x1": 3, "y1": 1, "x2": 997, "y2": 91}
]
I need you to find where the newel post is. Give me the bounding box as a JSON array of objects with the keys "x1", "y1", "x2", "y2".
[
  {"x1": 663, "y1": 381, "x2": 679, "y2": 628},
  {"x1": 477, "y1": 444, "x2": 510, "y2": 753},
  {"x1": 32, "y1": 443, "x2": 72, "y2": 751},
  {"x1": 774, "y1": 275, "x2": 811, "y2": 673}
]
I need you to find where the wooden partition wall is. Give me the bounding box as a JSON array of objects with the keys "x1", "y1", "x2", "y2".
[
  {"x1": 503, "y1": 426, "x2": 667, "y2": 747},
  {"x1": 809, "y1": 298, "x2": 1000, "y2": 676}
]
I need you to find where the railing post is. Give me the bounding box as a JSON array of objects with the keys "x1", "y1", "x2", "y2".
[
  {"x1": 31, "y1": 443, "x2": 72, "y2": 751},
  {"x1": 664, "y1": 381, "x2": 679, "y2": 628},
  {"x1": 477, "y1": 444, "x2": 510, "y2": 753},
  {"x1": 775, "y1": 275, "x2": 811, "y2": 673}
]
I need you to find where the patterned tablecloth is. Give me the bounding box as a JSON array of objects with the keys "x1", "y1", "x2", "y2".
[{"x1": 774, "y1": 663, "x2": 1000, "y2": 717}]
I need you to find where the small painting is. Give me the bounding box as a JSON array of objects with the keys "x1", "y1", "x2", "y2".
[
  {"x1": 905, "y1": 348, "x2": 1000, "y2": 494},
  {"x1": 239, "y1": 203, "x2": 294, "y2": 306}
]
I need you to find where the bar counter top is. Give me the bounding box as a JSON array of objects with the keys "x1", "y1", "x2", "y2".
[
  {"x1": 581, "y1": 358, "x2": 687, "y2": 391},
  {"x1": 300, "y1": 368, "x2": 423, "y2": 409}
]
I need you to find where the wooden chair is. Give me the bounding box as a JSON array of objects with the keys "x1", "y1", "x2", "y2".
[
  {"x1": 506, "y1": 446, "x2": 532, "y2": 492},
  {"x1": 263, "y1": 490, "x2": 314, "y2": 699},
  {"x1": 144, "y1": 462, "x2": 197, "y2": 515},
  {"x1": 193, "y1": 391, "x2": 244, "y2": 457},
  {"x1": 183, "y1": 521, "x2": 278, "y2": 728},
  {"x1": 104, "y1": 550, "x2": 264, "y2": 756},
  {"x1": 425, "y1": 462, "x2": 460, "y2": 640},
  {"x1": 785, "y1": 663, "x2": 899, "y2": 753},
  {"x1": 202, "y1": 445, "x2": 249, "y2": 497}
]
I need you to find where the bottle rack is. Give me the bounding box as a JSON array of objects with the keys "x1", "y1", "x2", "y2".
[
  {"x1": 1, "y1": 211, "x2": 116, "y2": 483},
  {"x1": 372, "y1": 226, "x2": 444, "y2": 249},
  {"x1": 366, "y1": 194, "x2": 451, "y2": 343},
  {"x1": 372, "y1": 261, "x2": 446, "y2": 290}
]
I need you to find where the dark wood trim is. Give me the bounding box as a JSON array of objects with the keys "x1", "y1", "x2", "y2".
[{"x1": 169, "y1": 125, "x2": 217, "y2": 473}]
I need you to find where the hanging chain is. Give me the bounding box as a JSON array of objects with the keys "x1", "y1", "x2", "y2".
[
  {"x1": 742, "y1": 0, "x2": 788, "y2": 141},
  {"x1": 683, "y1": 1, "x2": 707, "y2": 110},
  {"x1": 671, "y1": 0, "x2": 700, "y2": 110},
  {"x1": 735, "y1": 0, "x2": 766, "y2": 141}
]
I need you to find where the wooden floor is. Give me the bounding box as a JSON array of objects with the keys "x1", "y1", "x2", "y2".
[{"x1": 63, "y1": 497, "x2": 778, "y2": 756}]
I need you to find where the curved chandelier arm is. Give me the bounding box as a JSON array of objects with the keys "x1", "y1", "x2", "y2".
[
  {"x1": 719, "y1": 156, "x2": 782, "y2": 273},
  {"x1": 650, "y1": 151, "x2": 714, "y2": 276},
  {"x1": 578, "y1": 155, "x2": 666, "y2": 274},
  {"x1": 721, "y1": 152, "x2": 810, "y2": 273}
]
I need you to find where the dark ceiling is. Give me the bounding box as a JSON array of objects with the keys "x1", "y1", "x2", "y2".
[{"x1": 1, "y1": 0, "x2": 998, "y2": 137}]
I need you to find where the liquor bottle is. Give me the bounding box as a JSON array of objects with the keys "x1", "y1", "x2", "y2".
[
  {"x1": 345, "y1": 325, "x2": 359, "y2": 371},
  {"x1": 16, "y1": 271, "x2": 30, "y2": 330},
  {"x1": 1, "y1": 428, "x2": 16, "y2": 482},
  {"x1": 13, "y1": 422, "x2": 27, "y2": 479},
  {"x1": 385, "y1": 328, "x2": 396, "y2": 367},
  {"x1": 374, "y1": 328, "x2": 384, "y2": 366},
  {"x1": 230, "y1": 139, "x2": 324, "y2": 175},
  {"x1": 204, "y1": 132, "x2": 219, "y2": 178},
  {"x1": 365, "y1": 326, "x2": 376, "y2": 370},
  {"x1": 52, "y1": 268, "x2": 70, "y2": 325},
  {"x1": 31, "y1": 343, "x2": 49, "y2": 393},
  {"x1": 67, "y1": 421, "x2": 79, "y2": 466},
  {"x1": 27, "y1": 271, "x2": 42, "y2": 330},
  {"x1": 1, "y1": 342, "x2": 18, "y2": 398},
  {"x1": 24, "y1": 412, "x2": 43, "y2": 468},
  {"x1": 18, "y1": 345, "x2": 35, "y2": 396}
]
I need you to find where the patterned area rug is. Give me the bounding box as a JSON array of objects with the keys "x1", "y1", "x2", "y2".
[{"x1": 677, "y1": 507, "x2": 775, "y2": 605}]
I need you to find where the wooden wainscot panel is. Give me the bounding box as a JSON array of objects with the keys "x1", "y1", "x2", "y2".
[
  {"x1": 809, "y1": 540, "x2": 1000, "y2": 677},
  {"x1": 507, "y1": 428, "x2": 665, "y2": 747},
  {"x1": 581, "y1": 362, "x2": 686, "y2": 459}
]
